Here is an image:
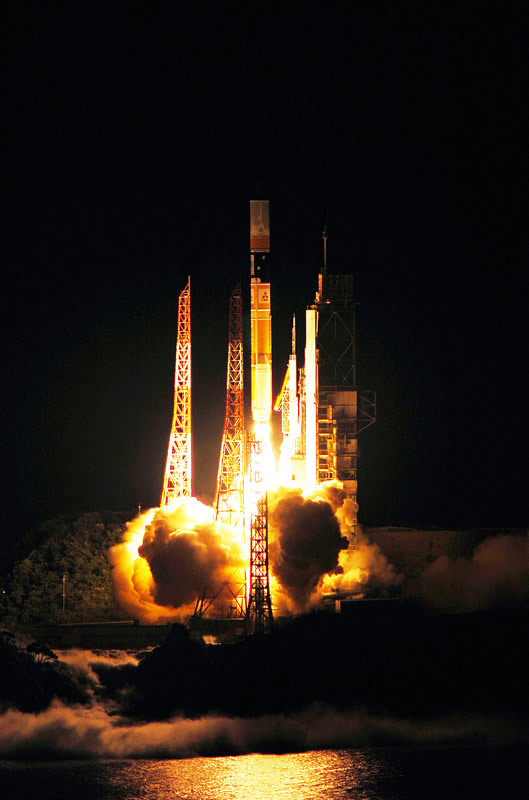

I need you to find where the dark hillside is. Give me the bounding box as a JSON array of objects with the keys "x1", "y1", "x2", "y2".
[
  {"x1": 114, "y1": 608, "x2": 529, "y2": 721},
  {"x1": 1, "y1": 511, "x2": 131, "y2": 625}
]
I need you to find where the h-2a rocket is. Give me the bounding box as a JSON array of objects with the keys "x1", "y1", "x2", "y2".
[{"x1": 250, "y1": 200, "x2": 272, "y2": 424}]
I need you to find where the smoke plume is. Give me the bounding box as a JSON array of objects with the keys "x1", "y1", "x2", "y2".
[
  {"x1": 266, "y1": 483, "x2": 402, "y2": 614},
  {"x1": 108, "y1": 499, "x2": 246, "y2": 623},
  {"x1": 108, "y1": 485, "x2": 403, "y2": 621},
  {"x1": 138, "y1": 509, "x2": 245, "y2": 609},
  {"x1": 268, "y1": 487, "x2": 349, "y2": 613},
  {"x1": 56, "y1": 649, "x2": 140, "y2": 687},
  {"x1": 1, "y1": 700, "x2": 525, "y2": 759},
  {"x1": 420, "y1": 533, "x2": 529, "y2": 611}
]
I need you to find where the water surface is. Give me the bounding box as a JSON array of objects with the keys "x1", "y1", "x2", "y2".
[{"x1": 2, "y1": 746, "x2": 528, "y2": 800}]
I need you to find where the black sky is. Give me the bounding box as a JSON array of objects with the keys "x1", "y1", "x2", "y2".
[{"x1": 4, "y1": 3, "x2": 527, "y2": 545}]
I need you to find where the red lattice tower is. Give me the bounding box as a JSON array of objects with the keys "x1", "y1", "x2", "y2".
[
  {"x1": 214, "y1": 284, "x2": 245, "y2": 532},
  {"x1": 161, "y1": 278, "x2": 192, "y2": 506}
]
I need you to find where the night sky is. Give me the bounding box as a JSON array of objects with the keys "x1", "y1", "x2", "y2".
[{"x1": 5, "y1": 3, "x2": 527, "y2": 548}]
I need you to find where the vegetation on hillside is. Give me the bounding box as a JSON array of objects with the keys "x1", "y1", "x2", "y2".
[{"x1": 1, "y1": 511, "x2": 132, "y2": 625}]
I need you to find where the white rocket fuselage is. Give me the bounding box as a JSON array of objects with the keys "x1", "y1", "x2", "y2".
[
  {"x1": 304, "y1": 307, "x2": 318, "y2": 492},
  {"x1": 288, "y1": 351, "x2": 299, "y2": 439}
]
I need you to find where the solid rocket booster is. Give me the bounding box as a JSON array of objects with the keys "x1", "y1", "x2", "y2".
[
  {"x1": 289, "y1": 315, "x2": 299, "y2": 438},
  {"x1": 250, "y1": 200, "x2": 272, "y2": 423},
  {"x1": 304, "y1": 306, "x2": 318, "y2": 491}
]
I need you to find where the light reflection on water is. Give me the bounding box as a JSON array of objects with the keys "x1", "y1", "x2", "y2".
[
  {"x1": 99, "y1": 749, "x2": 386, "y2": 800},
  {"x1": 2, "y1": 746, "x2": 528, "y2": 800},
  {"x1": 1, "y1": 750, "x2": 391, "y2": 800}
]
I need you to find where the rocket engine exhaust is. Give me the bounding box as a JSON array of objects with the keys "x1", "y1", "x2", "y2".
[{"x1": 108, "y1": 201, "x2": 387, "y2": 626}]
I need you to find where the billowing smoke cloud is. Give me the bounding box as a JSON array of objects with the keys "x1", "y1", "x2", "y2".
[
  {"x1": 318, "y1": 483, "x2": 402, "y2": 592},
  {"x1": 108, "y1": 509, "x2": 175, "y2": 624},
  {"x1": 421, "y1": 533, "x2": 529, "y2": 611},
  {"x1": 138, "y1": 509, "x2": 245, "y2": 609},
  {"x1": 267, "y1": 483, "x2": 402, "y2": 614},
  {"x1": 56, "y1": 649, "x2": 139, "y2": 687},
  {"x1": 268, "y1": 487, "x2": 349, "y2": 613},
  {"x1": 1, "y1": 701, "x2": 525, "y2": 759},
  {"x1": 108, "y1": 499, "x2": 246, "y2": 623},
  {"x1": 108, "y1": 486, "x2": 403, "y2": 621}
]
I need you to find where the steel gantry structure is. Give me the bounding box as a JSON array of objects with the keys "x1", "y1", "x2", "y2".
[
  {"x1": 244, "y1": 434, "x2": 273, "y2": 634},
  {"x1": 214, "y1": 284, "x2": 245, "y2": 532},
  {"x1": 161, "y1": 277, "x2": 192, "y2": 506},
  {"x1": 314, "y1": 231, "x2": 376, "y2": 539}
]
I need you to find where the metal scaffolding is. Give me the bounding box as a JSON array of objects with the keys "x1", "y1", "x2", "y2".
[
  {"x1": 316, "y1": 268, "x2": 376, "y2": 536},
  {"x1": 193, "y1": 580, "x2": 246, "y2": 619},
  {"x1": 214, "y1": 284, "x2": 245, "y2": 532},
  {"x1": 245, "y1": 435, "x2": 273, "y2": 634},
  {"x1": 161, "y1": 278, "x2": 192, "y2": 506}
]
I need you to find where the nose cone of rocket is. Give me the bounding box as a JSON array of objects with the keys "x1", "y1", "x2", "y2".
[{"x1": 250, "y1": 200, "x2": 270, "y2": 254}]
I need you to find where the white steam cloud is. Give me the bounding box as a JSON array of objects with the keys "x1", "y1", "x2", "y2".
[
  {"x1": 55, "y1": 649, "x2": 140, "y2": 686},
  {"x1": 421, "y1": 534, "x2": 529, "y2": 610},
  {"x1": 1, "y1": 700, "x2": 526, "y2": 759}
]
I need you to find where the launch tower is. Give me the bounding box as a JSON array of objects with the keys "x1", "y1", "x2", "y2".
[
  {"x1": 161, "y1": 278, "x2": 192, "y2": 506},
  {"x1": 245, "y1": 474, "x2": 273, "y2": 633},
  {"x1": 313, "y1": 230, "x2": 376, "y2": 534},
  {"x1": 276, "y1": 227, "x2": 376, "y2": 539},
  {"x1": 214, "y1": 284, "x2": 245, "y2": 532}
]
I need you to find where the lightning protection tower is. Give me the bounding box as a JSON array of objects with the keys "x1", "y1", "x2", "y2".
[
  {"x1": 161, "y1": 277, "x2": 192, "y2": 506},
  {"x1": 214, "y1": 284, "x2": 245, "y2": 532}
]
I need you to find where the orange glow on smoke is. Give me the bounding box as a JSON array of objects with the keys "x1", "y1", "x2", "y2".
[
  {"x1": 108, "y1": 499, "x2": 247, "y2": 623},
  {"x1": 109, "y1": 456, "x2": 401, "y2": 620},
  {"x1": 108, "y1": 508, "x2": 179, "y2": 623}
]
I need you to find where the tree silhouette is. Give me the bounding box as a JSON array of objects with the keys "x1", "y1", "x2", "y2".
[{"x1": 26, "y1": 641, "x2": 58, "y2": 663}]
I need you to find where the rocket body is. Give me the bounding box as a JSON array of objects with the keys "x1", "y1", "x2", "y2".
[{"x1": 250, "y1": 200, "x2": 272, "y2": 424}]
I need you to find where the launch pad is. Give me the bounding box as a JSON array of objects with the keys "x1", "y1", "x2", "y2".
[{"x1": 161, "y1": 201, "x2": 375, "y2": 633}]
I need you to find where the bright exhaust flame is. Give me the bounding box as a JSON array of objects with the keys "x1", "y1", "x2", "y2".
[
  {"x1": 245, "y1": 421, "x2": 278, "y2": 550},
  {"x1": 107, "y1": 199, "x2": 398, "y2": 623},
  {"x1": 248, "y1": 422, "x2": 279, "y2": 495},
  {"x1": 109, "y1": 403, "x2": 398, "y2": 622},
  {"x1": 109, "y1": 477, "x2": 400, "y2": 623}
]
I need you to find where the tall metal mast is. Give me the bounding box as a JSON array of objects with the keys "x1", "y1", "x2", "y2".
[
  {"x1": 214, "y1": 284, "x2": 245, "y2": 533},
  {"x1": 161, "y1": 277, "x2": 192, "y2": 506},
  {"x1": 191, "y1": 285, "x2": 247, "y2": 623}
]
